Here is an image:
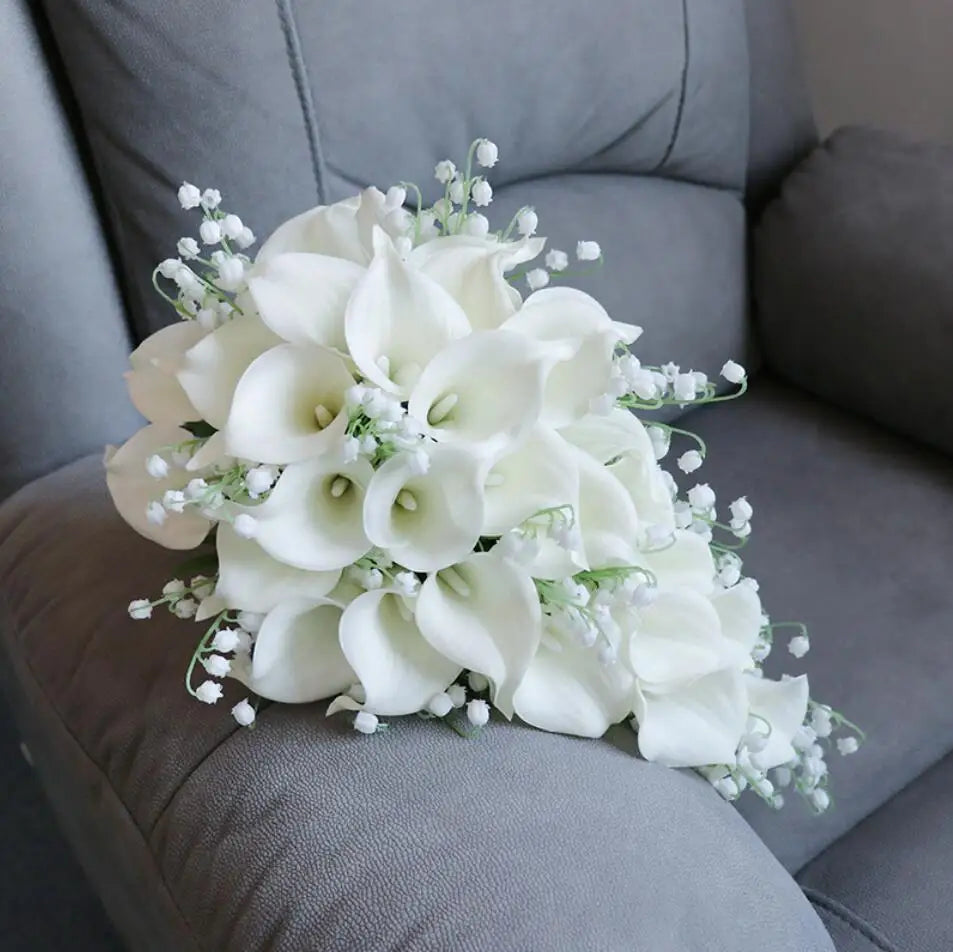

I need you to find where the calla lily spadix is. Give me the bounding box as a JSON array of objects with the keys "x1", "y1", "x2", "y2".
[
  {"x1": 363, "y1": 443, "x2": 486, "y2": 573},
  {"x1": 338, "y1": 589, "x2": 462, "y2": 716},
  {"x1": 245, "y1": 456, "x2": 373, "y2": 571},
  {"x1": 224, "y1": 343, "x2": 355, "y2": 464}
]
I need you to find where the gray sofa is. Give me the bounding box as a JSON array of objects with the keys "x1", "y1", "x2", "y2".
[{"x1": 2, "y1": 1, "x2": 951, "y2": 949}]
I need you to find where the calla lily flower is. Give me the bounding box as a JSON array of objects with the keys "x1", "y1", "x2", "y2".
[
  {"x1": 363, "y1": 444, "x2": 485, "y2": 573},
  {"x1": 416, "y1": 552, "x2": 541, "y2": 717},
  {"x1": 640, "y1": 530, "x2": 717, "y2": 595},
  {"x1": 241, "y1": 598, "x2": 355, "y2": 703},
  {"x1": 338, "y1": 590, "x2": 462, "y2": 715},
  {"x1": 345, "y1": 229, "x2": 471, "y2": 396},
  {"x1": 105, "y1": 424, "x2": 210, "y2": 549},
  {"x1": 126, "y1": 321, "x2": 206, "y2": 424},
  {"x1": 410, "y1": 234, "x2": 545, "y2": 330},
  {"x1": 224, "y1": 343, "x2": 355, "y2": 464},
  {"x1": 248, "y1": 456, "x2": 373, "y2": 571},
  {"x1": 215, "y1": 521, "x2": 340, "y2": 613},
  {"x1": 745, "y1": 674, "x2": 810, "y2": 770},
  {"x1": 711, "y1": 583, "x2": 764, "y2": 656},
  {"x1": 633, "y1": 669, "x2": 749, "y2": 768},
  {"x1": 408, "y1": 329, "x2": 571, "y2": 453},
  {"x1": 177, "y1": 313, "x2": 282, "y2": 429},
  {"x1": 247, "y1": 252, "x2": 364, "y2": 352}
]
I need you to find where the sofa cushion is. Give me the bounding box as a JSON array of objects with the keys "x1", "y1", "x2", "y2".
[
  {"x1": 0, "y1": 456, "x2": 833, "y2": 952},
  {"x1": 687, "y1": 376, "x2": 953, "y2": 872}
]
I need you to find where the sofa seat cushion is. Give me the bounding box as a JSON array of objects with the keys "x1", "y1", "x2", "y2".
[
  {"x1": 0, "y1": 456, "x2": 832, "y2": 951},
  {"x1": 797, "y1": 751, "x2": 953, "y2": 952},
  {"x1": 688, "y1": 376, "x2": 953, "y2": 872}
]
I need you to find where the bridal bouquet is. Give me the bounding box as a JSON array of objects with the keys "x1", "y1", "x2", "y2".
[{"x1": 106, "y1": 139, "x2": 861, "y2": 812}]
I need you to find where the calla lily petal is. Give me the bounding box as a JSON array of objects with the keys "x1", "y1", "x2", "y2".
[
  {"x1": 363, "y1": 444, "x2": 485, "y2": 573},
  {"x1": 409, "y1": 329, "x2": 570, "y2": 453},
  {"x1": 177, "y1": 314, "x2": 282, "y2": 429},
  {"x1": 215, "y1": 521, "x2": 340, "y2": 613},
  {"x1": 338, "y1": 590, "x2": 462, "y2": 715},
  {"x1": 126, "y1": 321, "x2": 206, "y2": 424},
  {"x1": 711, "y1": 584, "x2": 763, "y2": 656},
  {"x1": 105, "y1": 424, "x2": 210, "y2": 549},
  {"x1": 247, "y1": 252, "x2": 363, "y2": 351},
  {"x1": 250, "y1": 456, "x2": 373, "y2": 571},
  {"x1": 224, "y1": 343, "x2": 354, "y2": 464},
  {"x1": 345, "y1": 229, "x2": 471, "y2": 396},
  {"x1": 560, "y1": 407, "x2": 654, "y2": 463},
  {"x1": 641, "y1": 530, "x2": 716, "y2": 595},
  {"x1": 634, "y1": 669, "x2": 748, "y2": 768},
  {"x1": 186, "y1": 430, "x2": 230, "y2": 472},
  {"x1": 410, "y1": 235, "x2": 545, "y2": 330},
  {"x1": 745, "y1": 674, "x2": 810, "y2": 770},
  {"x1": 416, "y1": 552, "x2": 541, "y2": 717},
  {"x1": 245, "y1": 598, "x2": 354, "y2": 703}
]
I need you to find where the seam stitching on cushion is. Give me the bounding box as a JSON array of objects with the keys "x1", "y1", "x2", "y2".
[
  {"x1": 0, "y1": 586, "x2": 207, "y2": 952},
  {"x1": 275, "y1": 0, "x2": 326, "y2": 204},
  {"x1": 803, "y1": 888, "x2": 898, "y2": 952},
  {"x1": 656, "y1": 0, "x2": 690, "y2": 170}
]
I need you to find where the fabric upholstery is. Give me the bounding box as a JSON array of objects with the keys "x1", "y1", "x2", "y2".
[
  {"x1": 687, "y1": 376, "x2": 953, "y2": 872},
  {"x1": 798, "y1": 751, "x2": 953, "y2": 952},
  {"x1": 0, "y1": 456, "x2": 834, "y2": 952},
  {"x1": 37, "y1": 0, "x2": 750, "y2": 341},
  {"x1": 755, "y1": 127, "x2": 953, "y2": 458},
  {"x1": 0, "y1": 0, "x2": 141, "y2": 501}
]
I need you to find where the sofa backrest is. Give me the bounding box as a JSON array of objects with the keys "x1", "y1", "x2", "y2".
[{"x1": 0, "y1": 0, "x2": 815, "y2": 500}]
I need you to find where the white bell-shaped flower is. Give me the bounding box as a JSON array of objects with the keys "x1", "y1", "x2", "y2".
[
  {"x1": 239, "y1": 598, "x2": 355, "y2": 703},
  {"x1": 248, "y1": 456, "x2": 373, "y2": 571},
  {"x1": 640, "y1": 530, "x2": 717, "y2": 595},
  {"x1": 125, "y1": 321, "x2": 205, "y2": 424},
  {"x1": 633, "y1": 669, "x2": 748, "y2": 768},
  {"x1": 409, "y1": 329, "x2": 570, "y2": 453},
  {"x1": 105, "y1": 424, "x2": 210, "y2": 549},
  {"x1": 416, "y1": 552, "x2": 541, "y2": 717},
  {"x1": 247, "y1": 252, "x2": 364, "y2": 352},
  {"x1": 215, "y1": 522, "x2": 341, "y2": 613},
  {"x1": 177, "y1": 313, "x2": 282, "y2": 428},
  {"x1": 255, "y1": 187, "x2": 388, "y2": 265},
  {"x1": 344, "y1": 229, "x2": 471, "y2": 396},
  {"x1": 710, "y1": 583, "x2": 764, "y2": 656},
  {"x1": 503, "y1": 287, "x2": 636, "y2": 427},
  {"x1": 224, "y1": 343, "x2": 355, "y2": 464},
  {"x1": 338, "y1": 589, "x2": 462, "y2": 715},
  {"x1": 410, "y1": 234, "x2": 545, "y2": 330},
  {"x1": 744, "y1": 674, "x2": 810, "y2": 770},
  {"x1": 363, "y1": 444, "x2": 485, "y2": 573}
]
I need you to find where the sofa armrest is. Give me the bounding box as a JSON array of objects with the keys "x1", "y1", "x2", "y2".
[{"x1": 754, "y1": 126, "x2": 953, "y2": 457}]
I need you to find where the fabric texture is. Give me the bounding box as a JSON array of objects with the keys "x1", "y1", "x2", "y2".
[
  {"x1": 755, "y1": 126, "x2": 953, "y2": 458},
  {"x1": 798, "y1": 751, "x2": 953, "y2": 951},
  {"x1": 0, "y1": 455, "x2": 834, "y2": 952},
  {"x1": 687, "y1": 376, "x2": 953, "y2": 872},
  {"x1": 0, "y1": 0, "x2": 140, "y2": 501}
]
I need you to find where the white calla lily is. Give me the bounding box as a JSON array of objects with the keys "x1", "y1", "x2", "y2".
[
  {"x1": 344, "y1": 229, "x2": 471, "y2": 395},
  {"x1": 640, "y1": 530, "x2": 717, "y2": 595},
  {"x1": 177, "y1": 314, "x2": 282, "y2": 429},
  {"x1": 513, "y1": 636, "x2": 634, "y2": 738},
  {"x1": 711, "y1": 583, "x2": 764, "y2": 656},
  {"x1": 247, "y1": 252, "x2": 363, "y2": 351},
  {"x1": 416, "y1": 552, "x2": 541, "y2": 717},
  {"x1": 409, "y1": 329, "x2": 571, "y2": 453},
  {"x1": 503, "y1": 287, "x2": 631, "y2": 427},
  {"x1": 629, "y1": 588, "x2": 749, "y2": 685},
  {"x1": 633, "y1": 669, "x2": 748, "y2": 767},
  {"x1": 242, "y1": 598, "x2": 354, "y2": 703},
  {"x1": 126, "y1": 321, "x2": 206, "y2": 424},
  {"x1": 745, "y1": 674, "x2": 810, "y2": 770},
  {"x1": 249, "y1": 456, "x2": 373, "y2": 571},
  {"x1": 338, "y1": 590, "x2": 462, "y2": 715},
  {"x1": 410, "y1": 234, "x2": 545, "y2": 330},
  {"x1": 224, "y1": 343, "x2": 354, "y2": 464},
  {"x1": 363, "y1": 444, "x2": 485, "y2": 573},
  {"x1": 215, "y1": 522, "x2": 340, "y2": 613},
  {"x1": 185, "y1": 430, "x2": 230, "y2": 472},
  {"x1": 105, "y1": 424, "x2": 210, "y2": 549}
]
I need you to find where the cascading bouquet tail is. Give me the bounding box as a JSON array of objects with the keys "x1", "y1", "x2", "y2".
[{"x1": 107, "y1": 138, "x2": 862, "y2": 812}]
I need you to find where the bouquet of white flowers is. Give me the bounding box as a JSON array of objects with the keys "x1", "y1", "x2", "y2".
[{"x1": 107, "y1": 139, "x2": 861, "y2": 812}]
